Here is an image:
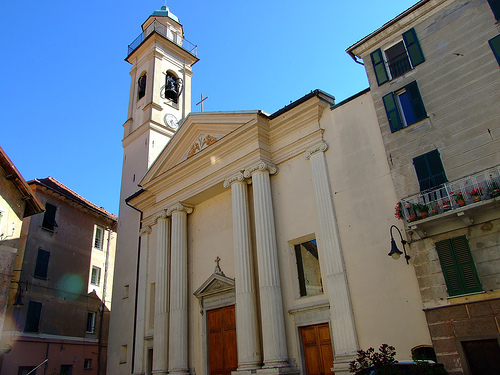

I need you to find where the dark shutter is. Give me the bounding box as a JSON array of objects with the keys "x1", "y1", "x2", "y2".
[
  {"x1": 435, "y1": 236, "x2": 482, "y2": 297},
  {"x1": 405, "y1": 81, "x2": 427, "y2": 121},
  {"x1": 487, "y1": 0, "x2": 500, "y2": 21},
  {"x1": 489, "y1": 35, "x2": 500, "y2": 66},
  {"x1": 382, "y1": 92, "x2": 403, "y2": 132},
  {"x1": 403, "y1": 28, "x2": 425, "y2": 67},
  {"x1": 295, "y1": 244, "x2": 307, "y2": 297},
  {"x1": 34, "y1": 249, "x2": 50, "y2": 279},
  {"x1": 42, "y1": 203, "x2": 57, "y2": 230},
  {"x1": 25, "y1": 301, "x2": 42, "y2": 332},
  {"x1": 413, "y1": 150, "x2": 447, "y2": 191},
  {"x1": 370, "y1": 49, "x2": 389, "y2": 86}
]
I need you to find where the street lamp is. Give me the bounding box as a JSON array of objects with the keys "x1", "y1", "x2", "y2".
[{"x1": 389, "y1": 225, "x2": 410, "y2": 264}]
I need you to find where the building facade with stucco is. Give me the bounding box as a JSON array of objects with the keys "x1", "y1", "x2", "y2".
[{"x1": 108, "y1": 7, "x2": 434, "y2": 375}]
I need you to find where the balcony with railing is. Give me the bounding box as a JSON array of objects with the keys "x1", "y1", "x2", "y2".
[
  {"x1": 127, "y1": 19, "x2": 197, "y2": 57},
  {"x1": 396, "y1": 165, "x2": 500, "y2": 236}
]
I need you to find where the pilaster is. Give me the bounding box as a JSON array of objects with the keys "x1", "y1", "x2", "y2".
[
  {"x1": 223, "y1": 172, "x2": 262, "y2": 370},
  {"x1": 243, "y1": 161, "x2": 289, "y2": 369},
  {"x1": 167, "y1": 203, "x2": 193, "y2": 375},
  {"x1": 305, "y1": 142, "x2": 358, "y2": 371},
  {"x1": 133, "y1": 225, "x2": 152, "y2": 375},
  {"x1": 153, "y1": 211, "x2": 170, "y2": 375}
]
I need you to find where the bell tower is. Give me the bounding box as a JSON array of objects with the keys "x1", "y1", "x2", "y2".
[{"x1": 108, "y1": 7, "x2": 198, "y2": 374}]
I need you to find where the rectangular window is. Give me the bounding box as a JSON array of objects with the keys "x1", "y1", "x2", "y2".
[
  {"x1": 86, "y1": 312, "x2": 96, "y2": 333},
  {"x1": 94, "y1": 226, "x2": 104, "y2": 250},
  {"x1": 371, "y1": 28, "x2": 425, "y2": 85},
  {"x1": 489, "y1": 35, "x2": 500, "y2": 66},
  {"x1": 90, "y1": 266, "x2": 101, "y2": 286},
  {"x1": 295, "y1": 239, "x2": 323, "y2": 297},
  {"x1": 60, "y1": 365, "x2": 73, "y2": 375},
  {"x1": 84, "y1": 359, "x2": 92, "y2": 370},
  {"x1": 18, "y1": 367, "x2": 36, "y2": 375},
  {"x1": 24, "y1": 301, "x2": 42, "y2": 332},
  {"x1": 462, "y1": 339, "x2": 500, "y2": 373},
  {"x1": 413, "y1": 150, "x2": 448, "y2": 191},
  {"x1": 435, "y1": 236, "x2": 482, "y2": 297},
  {"x1": 487, "y1": 0, "x2": 500, "y2": 20},
  {"x1": 34, "y1": 249, "x2": 50, "y2": 279},
  {"x1": 41, "y1": 203, "x2": 57, "y2": 231},
  {"x1": 383, "y1": 81, "x2": 427, "y2": 132}
]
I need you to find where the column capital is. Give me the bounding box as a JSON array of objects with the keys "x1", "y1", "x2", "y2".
[
  {"x1": 304, "y1": 142, "x2": 328, "y2": 159},
  {"x1": 243, "y1": 160, "x2": 278, "y2": 178},
  {"x1": 223, "y1": 172, "x2": 247, "y2": 188},
  {"x1": 167, "y1": 202, "x2": 194, "y2": 216},
  {"x1": 154, "y1": 210, "x2": 169, "y2": 224},
  {"x1": 140, "y1": 226, "x2": 152, "y2": 236}
]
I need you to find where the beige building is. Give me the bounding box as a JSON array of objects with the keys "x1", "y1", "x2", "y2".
[
  {"x1": 108, "y1": 6, "x2": 433, "y2": 375},
  {"x1": 0, "y1": 177, "x2": 117, "y2": 375},
  {"x1": 347, "y1": 0, "x2": 500, "y2": 373},
  {"x1": 0, "y1": 147, "x2": 44, "y2": 342}
]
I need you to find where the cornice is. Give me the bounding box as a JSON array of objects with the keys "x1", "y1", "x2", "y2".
[{"x1": 122, "y1": 119, "x2": 174, "y2": 148}]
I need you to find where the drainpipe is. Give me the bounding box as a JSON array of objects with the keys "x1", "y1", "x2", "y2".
[{"x1": 97, "y1": 227, "x2": 112, "y2": 375}]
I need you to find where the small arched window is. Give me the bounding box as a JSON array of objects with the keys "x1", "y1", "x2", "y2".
[{"x1": 138, "y1": 74, "x2": 147, "y2": 100}]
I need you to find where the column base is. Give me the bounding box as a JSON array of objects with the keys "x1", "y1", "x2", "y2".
[
  {"x1": 332, "y1": 352, "x2": 358, "y2": 375},
  {"x1": 234, "y1": 365, "x2": 299, "y2": 375}
]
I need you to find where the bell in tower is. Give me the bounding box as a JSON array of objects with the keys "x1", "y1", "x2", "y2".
[{"x1": 165, "y1": 72, "x2": 183, "y2": 103}]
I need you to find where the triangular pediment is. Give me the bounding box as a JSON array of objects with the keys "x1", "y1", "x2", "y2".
[
  {"x1": 142, "y1": 111, "x2": 263, "y2": 185},
  {"x1": 193, "y1": 272, "x2": 235, "y2": 300}
]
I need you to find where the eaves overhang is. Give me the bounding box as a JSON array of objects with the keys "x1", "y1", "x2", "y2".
[{"x1": 268, "y1": 89, "x2": 335, "y2": 120}]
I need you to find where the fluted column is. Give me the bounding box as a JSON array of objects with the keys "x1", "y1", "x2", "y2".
[
  {"x1": 153, "y1": 212, "x2": 170, "y2": 375},
  {"x1": 223, "y1": 173, "x2": 262, "y2": 370},
  {"x1": 168, "y1": 203, "x2": 193, "y2": 375},
  {"x1": 134, "y1": 226, "x2": 152, "y2": 375},
  {"x1": 305, "y1": 142, "x2": 358, "y2": 364},
  {"x1": 243, "y1": 161, "x2": 288, "y2": 368}
]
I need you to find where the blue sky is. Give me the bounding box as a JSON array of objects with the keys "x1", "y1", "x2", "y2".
[{"x1": 0, "y1": 0, "x2": 417, "y2": 216}]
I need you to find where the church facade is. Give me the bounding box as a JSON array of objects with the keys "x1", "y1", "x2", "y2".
[{"x1": 108, "y1": 7, "x2": 433, "y2": 375}]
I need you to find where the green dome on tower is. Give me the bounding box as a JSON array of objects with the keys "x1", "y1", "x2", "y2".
[{"x1": 150, "y1": 6, "x2": 180, "y2": 23}]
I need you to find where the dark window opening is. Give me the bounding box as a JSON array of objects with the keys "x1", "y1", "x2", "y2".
[
  {"x1": 25, "y1": 301, "x2": 42, "y2": 332},
  {"x1": 138, "y1": 74, "x2": 147, "y2": 100},
  {"x1": 385, "y1": 41, "x2": 412, "y2": 79},
  {"x1": 463, "y1": 339, "x2": 500, "y2": 374},
  {"x1": 41, "y1": 203, "x2": 57, "y2": 231},
  {"x1": 295, "y1": 239, "x2": 323, "y2": 297},
  {"x1": 165, "y1": 72, "x2": 181, "y2": 104},
  {"x1": 413, "y1": 150, "x2": 448, "y2": 191},
  {"x1": 34, "y1": 249, "x2": 50, "y2": 279}
]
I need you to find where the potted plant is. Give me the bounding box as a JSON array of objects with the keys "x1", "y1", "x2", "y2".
[
  {"x1": 451, "y1": 191, "x2": 466, "y2": 207},
  {"x1": 429, "y1": 201, "x2": 439, "y2": 215},
  {"x1": 488, "y1": 181, "x2": 500, "y2": 198},
  {"x1": 442, "y1": 199, "x2": 451, "y2": 211},
  {"x1": 469, "y1": 187, "x2": 483, "y2": 202},
  {"x1": 394, "y1": 202, "x2": 404, "y2": 220},
  {"x1": 415, "y1": 203, "x2": 429, "y2": 218},
  {"x1": 405, "y1": 203, "x2": 417, "y2": 222}
]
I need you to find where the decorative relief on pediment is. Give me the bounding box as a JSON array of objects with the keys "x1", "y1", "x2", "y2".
[{"x1": 184, "y1": 134, "x2": 221, "y2": 160}]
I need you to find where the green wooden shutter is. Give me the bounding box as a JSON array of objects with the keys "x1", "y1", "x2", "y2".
[
  {"x1": 34, "y1": 249, "x2": 50, "y2": 279},
  {"x1": 435, "y1": 236, "x2": 482, "y2": 297},
  {"x1": 413, "y1": 150, "x2": 447, "y2": 191},
  {"x1": 403, "y1": 28, "x2": 425, "y2": 67},
  {"x1": 405, "y1": 81, "x2": 427, "y2": 121},
  {"x1": 25, "y1": 301, "x2": 42, "y2": 332},
  {"x1": 489, "y1": 35, "x2": 500, "y2": 66},
  {"x1": 370, "y1": 49, "x2": 389, "y2": 86},
  {"x1": 382, "y1": 92, "x2": 403, "y2": 132},
  {"x1": 42, "y1": 203, "x2": 57, "y2": 230},
  {"x1": 487, "y1": 0, "x2": 500, "y2": 21}
]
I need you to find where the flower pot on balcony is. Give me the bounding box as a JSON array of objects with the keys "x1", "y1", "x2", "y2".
[
  {"x1": 472, "y1": 195, "x2": 481, "y2": 203},
  {"x1": 409, "y1": 214, "x2": 417, "y2": 222},
  {"x1": 443, "y1": 203, "x2": 451, "y2": 211},
  {"x1": 420, "y1": 211, "x2": 429, "y2": 219},
  {"x1": 491, "y1": 189, "x2": 500, "y2": 198},
  {"x1": 457, "y1": 199, "x2": 466, "y2": 207},
  {"x1": 431, "y1": 208, "x2": 439, "y2": 215}
]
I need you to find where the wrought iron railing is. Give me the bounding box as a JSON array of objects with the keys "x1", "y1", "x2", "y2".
[
  {"x1": 127, "y1": 19, "x2": 197, "y2": 57},
  {"x1": 388, "y1": 54, "x2": 412, "y2": 79},
  {"x1": 398, "y1": 165, "x2": 500, "y2": 222}
]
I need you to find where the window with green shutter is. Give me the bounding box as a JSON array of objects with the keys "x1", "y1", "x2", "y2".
[
  {"x1": 34, "y1": 249, "x2": 50, "y2": 279},
  {"x1": 382, "y1": 81, "x2": 427, "y2": 132},
  {"x1": 370, "y1": 28, "x2": 425, "y2": 85},
  {"x1": 413, "y1": 150, "x2": 448, "y2": 191},
  {"x1": 487, "y1": 0, "x2": 500, "y2": 21},
  {"x1": 489, "y1": 34, "x2": 500, "y2": 66},
  {"x1": 435, "y1": 236, "x2": 482, "y2": 297}
]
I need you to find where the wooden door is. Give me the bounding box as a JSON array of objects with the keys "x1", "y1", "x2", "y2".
[
  {"x1": 301, "y1": 323, "x2": 334, "y2": 375},
  {"x1": 208, "y1": 305, "x2": 238, "y2": 375}
]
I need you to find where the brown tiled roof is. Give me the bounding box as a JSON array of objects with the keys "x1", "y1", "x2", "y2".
[
  {"x1": 30, "y1": 176, "x2": 117, "y2": 222},
  {"x1": 0, "y1": 146, "x2": 44, "y2": 217}
]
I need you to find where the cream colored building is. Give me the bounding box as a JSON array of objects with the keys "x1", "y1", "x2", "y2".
[
  {"x1": 347, "y1": 0, "x2": 500, "y2": 373},
  {"x1": 108, "y1": 7, "x2": 433, "y2": 375}
]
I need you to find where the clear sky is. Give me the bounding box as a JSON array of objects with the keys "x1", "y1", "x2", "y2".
[{"x1": 0, "y1": 0, "x2": 417, "y2": 216}]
